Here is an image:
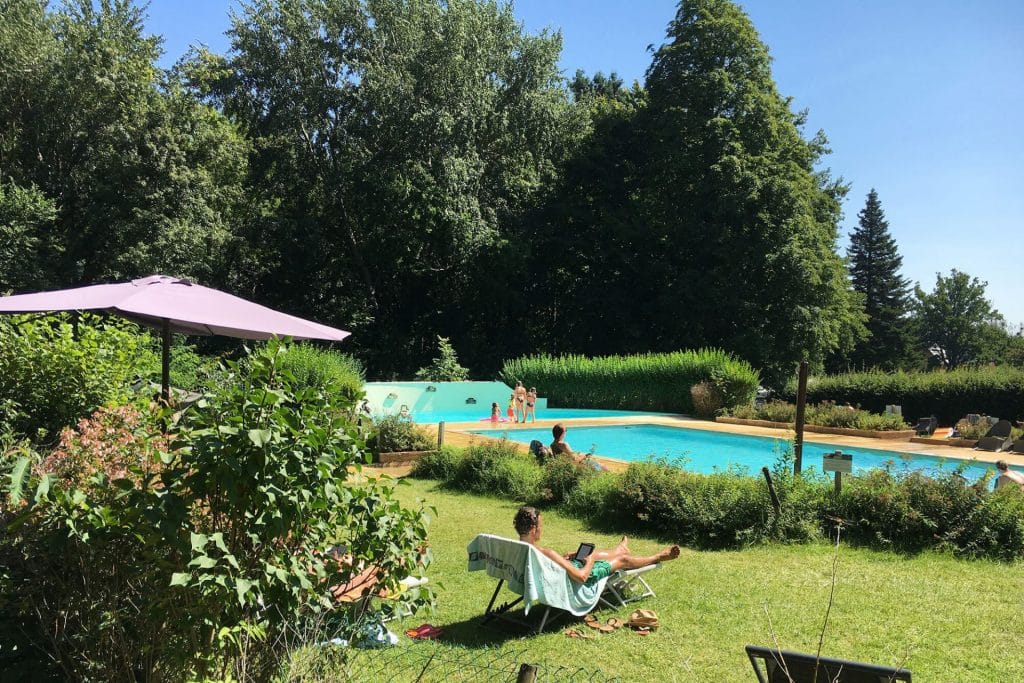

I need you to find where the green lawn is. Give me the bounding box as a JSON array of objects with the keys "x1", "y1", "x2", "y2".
[{"x1": 302, "y1": 477, "x2": 1024, "y2": 682}]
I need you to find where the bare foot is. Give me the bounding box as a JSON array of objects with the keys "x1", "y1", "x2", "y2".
[
  {"x1": 616, "y1": 535, "x2": 630, "y2": 551},
  {"x1": 659, "y1": 545, "x2": 681, "y2": 561}
]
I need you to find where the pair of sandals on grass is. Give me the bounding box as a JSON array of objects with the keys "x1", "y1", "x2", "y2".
[{"x1": 565, "y1": 609, "x2": 660, "y2": 639}]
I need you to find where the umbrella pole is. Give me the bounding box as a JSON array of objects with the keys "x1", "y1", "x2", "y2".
[{"x1": 161, "y1": 318, "x2": 170, "y2": 405}]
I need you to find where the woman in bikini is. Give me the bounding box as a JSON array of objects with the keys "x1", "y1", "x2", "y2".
[
  {"x1": 525, "y1": 387, "x2": 538, "y2": 422},
  {"x1": 513, "y1": 506, "x2": 679, "y2": 586},
  {"x1": 514, "y1": 381, "x2": 527, "y2": 423}
]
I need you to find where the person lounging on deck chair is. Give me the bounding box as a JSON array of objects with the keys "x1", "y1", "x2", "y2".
[
  {"x1": 467, "y1": 534, "x2": 662, "y2": 634},
  {"x1": 326, "y1": 545, "x2": 430, "y2": 623},
  {"x1": 976, "y1": 419, "x2": 1013, "y2": 452},
  {"x1": 746, "y1": 645, "x2": 912, "y2": 682},
  {"x1": 913, "y1": 415, "x2": 937, "y2": 437}
]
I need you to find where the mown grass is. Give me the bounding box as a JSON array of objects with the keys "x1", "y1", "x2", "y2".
[{"x1": 295, "y1": 478, "x2": 1024, "y2": 682}]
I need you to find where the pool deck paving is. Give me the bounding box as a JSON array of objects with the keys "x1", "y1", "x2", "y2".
[{"x1": 365, "y1": 413, "x2": 1024, "y2": 478}]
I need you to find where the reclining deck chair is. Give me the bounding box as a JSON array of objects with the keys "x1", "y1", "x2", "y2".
[
  {"x1": 467, "y1": 534, "x2": 659, "y2": 634},
  {"x1": 746, "y1": 645, "x2": 912, "y2": 682},
  {"x1": 976, "y1": 419, "x2": 1013, "y2": 452},
  {"x1": 913, "y1": 416, "x2": 937, "y2": 437}
]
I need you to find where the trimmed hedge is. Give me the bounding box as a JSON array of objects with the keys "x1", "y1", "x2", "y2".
[
  {"x1": 729, "y1": 400, "x2": 909, "y2": 431},
  {"x1": 412, "y1": 445, "x2": 1024, "y2": 560},
  {"x1": 781, "y1": 367, "x2": 1024, "y2": 424},
  {"x1": 500, "y1": 349, "x2": 760, "y2": 414}
]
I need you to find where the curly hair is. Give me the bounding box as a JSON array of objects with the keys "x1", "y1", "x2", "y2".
[{"x1": 513, "y1": 505, "x2": 540, "y2": 535}]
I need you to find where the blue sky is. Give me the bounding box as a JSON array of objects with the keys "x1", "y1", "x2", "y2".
[{"x1": 143, "y1": 0, "x2": 1024, "y2": 325}]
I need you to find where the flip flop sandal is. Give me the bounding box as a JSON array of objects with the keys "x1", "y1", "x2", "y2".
[
  {"x1": 583, "y1": 613, "x2": 613, "y2": 633},
  {"x1": 606, "y1": 618, "x2": 625, "y2": 630},
  {"x1": 634, "y1": 627, "x2": 651, "y2": 636},
  {"x1": 405, "y1": 624, "x2": 441, "y2": 639},
  {"x1": 564, "y1": 628, "x2": 594, "y2": 640}
]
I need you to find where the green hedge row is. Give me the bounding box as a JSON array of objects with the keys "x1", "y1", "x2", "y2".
[
  {"x1": 500, "y1": 349, "x2": 760, "y2": 413},
  {"x1": 413, "y1": 441, "x2": 1024, "y2": 560},
  {"x1": 781, "y1": 367, "x2": 1024, "y2": 424}
]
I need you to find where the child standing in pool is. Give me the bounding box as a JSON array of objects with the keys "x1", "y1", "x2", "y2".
[{"x1": 507, "y1": 394, "x2": 516, "y2": 422}]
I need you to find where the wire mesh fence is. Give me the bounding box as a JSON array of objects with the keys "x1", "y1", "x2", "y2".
[{"x1": 286, "y1": 643, "x2": 623, "y2": 683}]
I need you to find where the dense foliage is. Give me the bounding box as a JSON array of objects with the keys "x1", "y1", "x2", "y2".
[
  {"x1": 913, "y1": 269, "x2": 1004, "y2": 369},
  {"x1": 728, "y1": 400, "x2": 909, "y2": 431},
  {"x1": 842, "y1": 189, "x2": 912, "y2": 371},
  {"x1": 0, "y1": 341, "x2": 430, "y2": 680},
  {"x1": 501, "y1": 349, "x2": 760, "y2": 413},
  {"x1": 0, "y1": 314, "x2": 154, "y2": 443},
  {"x1": 412, "y1": 442, "x2": 1024, "y2": 559},
  {"x1": 275, "y1": 342, "x2": 365, "y2": 402},
  {"x1": 414, "y1": 336, "x2": 470, "y2": 382},
  {"x1": 368, "y1": 414, "x2": 436, "y2": 454},
  {"x1": 782, "y1": 366, "x2": 1024, "y2": 424}
]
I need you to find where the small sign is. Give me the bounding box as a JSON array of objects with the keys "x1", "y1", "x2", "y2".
[{"x1": 823, "y1": 451, "x2": 853, "y2": 474}]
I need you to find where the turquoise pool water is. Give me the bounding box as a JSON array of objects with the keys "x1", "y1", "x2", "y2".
[
  {"x1": 469, "y1": 423, "x2": 1012, "y2": 481},
  {"x1": 411, "y1": 408, "x2": 664, "y2": 423}
]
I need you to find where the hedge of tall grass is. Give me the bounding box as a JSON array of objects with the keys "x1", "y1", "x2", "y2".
[
  {"x1": 500, "y1": 349, "x2": 760, "y2": 413},
  {"x1": 781, "y1": 366, "x2": 1024, "y2": 424}
]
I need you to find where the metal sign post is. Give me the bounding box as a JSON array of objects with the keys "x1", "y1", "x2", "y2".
[{"x1": 823, "y1": 450, "x2": 853, "y2": 493}]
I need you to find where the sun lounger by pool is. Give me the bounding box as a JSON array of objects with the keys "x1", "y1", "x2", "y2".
[
  {"x1": 976, "y1": 419, "x2": 1013, "y2": 452},
  {"x1": 467, "y1": 534, "x2": 659, "y2": 634},
  {"x1": 746, "y1": 645, "x2": 912, "y2": 682},
  {"x1": 913, "y1": 416, "x2": 937, "y2": 436}
]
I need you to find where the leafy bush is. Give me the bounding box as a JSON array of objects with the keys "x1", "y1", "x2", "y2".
[
  {"x1": 539, "y1": 455, "x2": 597, "y2": 505},
  {"x1": 782, "y1": 366, "x2": 1024, "y2": 425},
  {"x1": 0, "y1": 314, "x2": 155, "y2": 443},
  {"x1": 277, "y1": 342, "x2": 364, "y2": 402},
  {"x1": 0, "y1": 340, "x2": 431, "y2": 680},
  {"x1": 828, "y1": 467, "x2": 1024, "y2": 559},
  {"x1": 369, "y1": 414, "x2": 436, "y2": 454},
  {"x1": 562, "y1": 471, "x2": 620, "y2": 521},
  {"x1": 690, "y1": 380, "x2": 724, "y2": 417},
  {"x1": 411, "y1": 445, "x2": 464, "y2": 481},
  {"x1": 501, "y1": 349, "x2": 759, "y2": 413},
  {"x1": 35, "y1": 404, "x2": 165, "y2": 493},
  {"x1": 415, "y1": 336, "x2": 469, "y2": 382},
  {"x1": 449, "y1": 439, "x2": 542, "y2": 501},
  {"x1": 728, "y1": 400, "x2": 908, "y2": 431}
]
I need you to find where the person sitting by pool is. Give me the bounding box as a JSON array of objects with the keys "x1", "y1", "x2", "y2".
[
  {"x1": 994, "y1": 460, "x2": 1024, "y2": 491},
  {"x1": 513, "y1": 506, "x2": 679, "y2": 586},
  {"x1": 550, "y1": 423, "x2": 606, "y2": 471}
]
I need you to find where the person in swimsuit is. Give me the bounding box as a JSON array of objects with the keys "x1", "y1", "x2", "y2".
[
  {"x1": 550, "y1": 423, "x2": 606, "y2": 471},
  {"x1": 995, "y1": 460, "x2": 1024, "y2": 491},
  {"x1": 490, "y1": 402, "x2": 501, "y2": 422},
  {"x1": 507, "y1": 394, "x2": 516, "y2": 421},
  {"x1": 513, "y1": 506, "x2": 679, "y2": 586},
  {"x1": 525, "y1": 387, "x2": 538, "y2": 422},
  {"x1": 513, "y1": 381, "x2": 527, "y2": 423}
]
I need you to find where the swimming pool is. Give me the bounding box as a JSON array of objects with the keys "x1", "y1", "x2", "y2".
[
  {"x1": 410, "y1": 408, "x2": 665, "y2": 423},
  {"x1": 469, "y1": 423, "x2": 1012, "y2": 481}
]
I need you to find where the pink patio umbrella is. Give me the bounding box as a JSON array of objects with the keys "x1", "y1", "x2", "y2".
[{"x1": 0, "y1": 275, "x2": 350, "y2": 402}]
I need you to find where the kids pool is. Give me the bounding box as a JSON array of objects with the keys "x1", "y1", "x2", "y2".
[{"x1": 469, "y1": 423, "x2": 1012, "y2": 481}]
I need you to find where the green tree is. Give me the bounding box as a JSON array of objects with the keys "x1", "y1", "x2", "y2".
[
  {"x1": 635, "y1": 0, "x2": 864, "y2": 386},
  {"x1": 0, "y1": 0, "x2": 248, "y2": 289},
  {"x1": 186, "y1": 0, "x2": 579, "y2": 373},
  {"x1": 844, "y1": 189, "x2": 913, "y2": 369},
  {"x1": 913, "y1": 269, "x2": 1003, "y2": 368}
]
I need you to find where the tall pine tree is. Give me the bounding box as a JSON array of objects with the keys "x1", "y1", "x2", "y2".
[{"x1": 845, "y1": 189, "x2": 912, "y2": 369}]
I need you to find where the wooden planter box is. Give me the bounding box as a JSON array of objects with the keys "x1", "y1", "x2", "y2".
[
  {"x1": 715, "y1": 416, "x2": 915, "y2": 440},
  {"x1": 376, "y1": 450, "x2": 435, "y2": 466}
]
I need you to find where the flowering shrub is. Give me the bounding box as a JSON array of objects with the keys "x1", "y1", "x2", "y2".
[{"x1": 36, "y1": 404, "x2": 165, "y2": 490}]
